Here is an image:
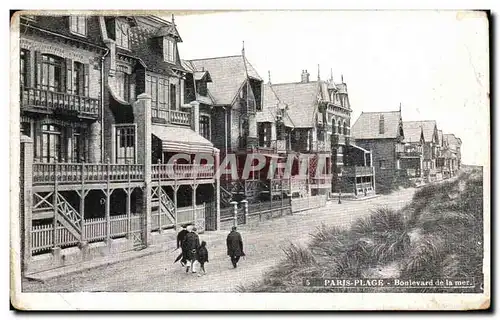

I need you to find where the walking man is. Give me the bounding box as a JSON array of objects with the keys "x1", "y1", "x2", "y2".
[
  {"x1": 226, "y1": 226, "x2": 245, "y2": 268},
  {"x1": 183, "y1": 226, "x2": 200, "y2": 273},
  {"x1": 175, "y1": 224, "x2": 189, "y2": 266}
]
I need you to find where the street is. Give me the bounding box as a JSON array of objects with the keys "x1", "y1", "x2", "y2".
[{"x1": 23, "y1": 188, "x2": 416, "y2": 292}]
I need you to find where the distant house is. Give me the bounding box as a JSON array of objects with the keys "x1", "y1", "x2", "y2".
[
  {"x1": 351, "y1": 110, "x2": 405, "y2": 192},
  {"x1": 404, "y1": 121, "x2": 439, "y2": 181},
  {"x1": 270, "y1": 70, "x2": 375, "y2": 197},
  {"x1": 401, "y1": 121, "x2": 425, "y2": 178},
  {"x1": 443, "y1": 133, "x2": 462, "y2": 176},
  {"x1": 185, "y1": 55, "x2": 263, "y2": 154}
]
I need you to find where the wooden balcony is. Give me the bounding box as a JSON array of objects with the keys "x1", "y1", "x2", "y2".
[
  {"x1": 21, "y1": 87, "x2": 100, "y2": 119},
  {"x1": 151, "y1": 164, "x2": 215, "y2": 180},
  {"x1": 342, "y1": 166, "x2": 374, "y2": 177},
  {"x1": 152, "y1": 110, "x2": 192, "y2": 126},
  {"x1": 32, "y1": 162, "x2": 215, "y2": 187},
  {"x1": 168, "y1": 110, "x2": 191, "y2": 126},
  {"x1": 32, "y1": 163, "x2": 144, "y2": 186}
]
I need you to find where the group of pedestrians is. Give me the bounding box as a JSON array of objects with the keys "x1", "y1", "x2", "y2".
[{"x1": 174, "y1": 225, "x2": 245, "y2": 275}]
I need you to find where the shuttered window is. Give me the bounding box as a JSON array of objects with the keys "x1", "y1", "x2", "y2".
[
  {"x1": 70, "y1": 16, "x2": 87, "y2": 36},
  {"x1": 163, "y1": 37, "x2": 176, "y2": 63},
  {"x1": 146, "y1": 74, "x2": 170, "y2": 120}
]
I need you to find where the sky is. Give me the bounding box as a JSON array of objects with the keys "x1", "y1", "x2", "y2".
[{"x1": 167, "y1": 10, "x2": 489, "y2": 166}]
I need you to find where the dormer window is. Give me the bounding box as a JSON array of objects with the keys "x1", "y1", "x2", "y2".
[
  {"x1": 163, "y1": 37, "x2": 176, "y2": 63},
  {"x1": 70, "y1": 16, "x2": 87, "y2": 36},
  {"x1": 116, "y1": 20, "x2": 130, "y2": 49}
]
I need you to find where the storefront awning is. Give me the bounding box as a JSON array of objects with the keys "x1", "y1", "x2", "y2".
[{"x1": 152, "y1": 124, "x2": 215, "y2": 154}]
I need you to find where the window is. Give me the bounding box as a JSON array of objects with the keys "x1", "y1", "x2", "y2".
[
  {"x1": 170, "y1": 83, "x2": 177, "y2": 110},
  {"x1": 200, "y1": 115, "x2": 210, "y2": 140},
  {"x1": 115, "y1": 65, "x2": 130, "y2": 102},
  {"x1": 115, "y1": 126, "x2": 135, "y2": 164},
  {"x1": 115, "y1": 20, "x2": 130, "y2": 49},
  {"x1": 40, "y1": 55, "x2": 64, "y2": 92},
  {"x1": 337, "y1": 120, "x2": 342, "y2": 134},
  {"x1": 379, "y1": 115, "x2": 385, "y2": 134},
  {"x1": 73, "y1": 62, "x2": 85, "y2": 96},
  {"x1": 163, "y1": 37, "x2": 176, "y2": 63},
  {"x1": 258, "y1": 123, "x2": 272, "y2": 147},
  {"x1": 379, "y1": 159, "x2": 386, "y2": 169},
  {"x1": 146, "y1": 75, "x2": 170, "y2": 119},
  {"x1": 41, "y1": 124, "x2": 62, "y2": 163},
  {"x1": 196, "y1": 81, "x2": 208, "y2": 96},
  {"x1": 20, "y1": 49, "x2": 29, "y2": 87},
  {"x1": 343, "y1": 121, "x2": 347, "y2": 135},
  {"x1": 72, "y1": 127, "x2": 87, "y2": 163},
  {"x1": 70, "y1": 16, "x2": 87, "y2": 36}
]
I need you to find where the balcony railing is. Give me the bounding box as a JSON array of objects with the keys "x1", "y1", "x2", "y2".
[
  {"x1": 21, "y1": 87, "x2": 100, "y2": 118},
  {"x1": 342, "y1": 166, "x2": 374, "y2": 177},
  {"x1": 168, "y1": 110, "x2": 191, "y2": 126},
  {"x1": 33, "y1": 163, "x2": 144, "y2": 185},
  {"x1": 151, "y1": 164, "x2": 215, "y2": 180}
]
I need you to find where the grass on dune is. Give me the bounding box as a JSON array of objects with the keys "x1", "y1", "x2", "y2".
[{"x1": 241, "y1": 168, "x2": 484, "y2": 293}]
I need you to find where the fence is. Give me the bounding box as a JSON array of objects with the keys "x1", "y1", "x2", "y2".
[
  {"x1": 30, "y1": 213, "x2": 140, "y2": 255},
  {"x1": 150, "y1": 204, "x2": 206, "y2": 232}
]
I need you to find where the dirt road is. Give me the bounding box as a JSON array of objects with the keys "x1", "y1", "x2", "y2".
[{"x1": 23, "y1": 188, "x2": 415, "y2": 292}]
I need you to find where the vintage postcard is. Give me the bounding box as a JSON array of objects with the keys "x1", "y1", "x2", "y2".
[{"x1": 10, "y1": 9, "x2": 490, "y2": 310}]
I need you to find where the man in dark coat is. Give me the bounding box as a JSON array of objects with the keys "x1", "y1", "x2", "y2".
[
  {"x1": 176, "y1": 224, "x2": 189, "y2": 266},
  {"x1": 183, "y1": 226, "x2": 200, "y2": 273},
  {"x1": 226, "y1": 226, "x2": 245, "y2": 268}
]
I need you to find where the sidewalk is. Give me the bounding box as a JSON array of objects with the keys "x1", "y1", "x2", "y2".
[{"x1": 24, "y1": 229, "x2": 232, "y2": 283}]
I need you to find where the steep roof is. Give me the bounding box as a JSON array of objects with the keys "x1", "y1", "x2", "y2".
[
  {"x1": 404, "y1": 120, "x2": 437, "y2": 143},
  {"x1": 351, "y1": 111, "x2": 402, "y2": 140},
  {"x1": 444, "y1": 133, "x2": 461, "y2": 149},
  {"x1": 271, "y1": 81, "x2": 320, "y2": 128},
  {"x1": 20, "y1": 15, "x2": 106, "y2": 48},
  {"x1": 257, "y1": 83, "x2": 294, "y2": 127},
  {"x1": 402, "y1": 121, "x2": 424, "y2": 144},
  {"x1": 188, "y1": 55, "x2": 262, "y2": 105}
]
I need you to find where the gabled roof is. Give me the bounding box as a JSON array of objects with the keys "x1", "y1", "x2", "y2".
[
  {"x1": 154, "y1": 24, "x2": 182, "y2": 42},
  {"x1": 127, "y1": 19, "x2": 187, "y2": 75},
  {"x1": 271, "y1": 81, "x2": 320, "y2": 128},
  {"x1": 351, "y1": 111, "x2": 402, "y2": 140},
  {"x1": 257, "y1": 83, "x2": 294, "y2": 127},
  {"x1": 188, "y1": 55, "x2": 262, "y2": 105},
  {"x1": 404, "y1": 120, "x2": 437, "y2": 143},
  {"x1": 403, "y1": 121, "x2": 424, "y2": 144}
]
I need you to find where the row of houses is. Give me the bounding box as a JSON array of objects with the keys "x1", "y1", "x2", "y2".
[
  {"x1": 351, "y1": 110, "x2": 462, "y2": 193},
  {"x1": 17, "y1": 14, "x2": 461, "y2": 273}
]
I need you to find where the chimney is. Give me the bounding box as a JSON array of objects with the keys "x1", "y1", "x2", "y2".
[{"x1": 301, "y1": 69, "x2": 310, "y2": 83}]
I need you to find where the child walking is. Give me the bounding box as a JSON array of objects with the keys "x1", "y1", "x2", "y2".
[{"x1": 197, "y1": 241, "x2": 209, "y2": 276}]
